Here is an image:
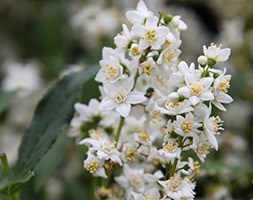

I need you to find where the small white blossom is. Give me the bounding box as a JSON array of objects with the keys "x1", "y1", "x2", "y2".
[
  {"x1": 203, "y1": 43, "x2": 231, "y2": 64},
  {"x1": 132, "y1": 16, "x2": 170, "y2": 50},
  {"x1": 177, "y1": 73, "x2": 214, "y2": 106},
  {"x1": 83, "y1": 153, "x2": 107, "y2": 178},
  {"x1": 96, "y1": 56, "x2": 125, "y2": 83},
  {"x1": 158, "y1": 174, "x2": 195, "y2": 200},
  {"x1": 99, "y1": 78, "x2": 146, "y2": 117},
  {"x1": 126, "y1": 0, "x2": 153, "y2": 24}
]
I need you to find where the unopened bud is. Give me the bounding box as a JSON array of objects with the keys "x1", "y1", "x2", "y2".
[
  {"x1": 168, "y1": 92, "x2": 179, "y2": 103},
  {"x1": 197, "y1": 55, "x2": 207, "y2": 66}
]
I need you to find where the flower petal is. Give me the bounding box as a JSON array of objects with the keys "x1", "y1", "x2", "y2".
[
  {"x1": 116, "y1": 103, "x2": 131, "y2": 117},
  {"x1": 99, "y1": 97, "x2": 117, "y2": 111},
  {"x1": 127, "y1": 91, "x2": 146, "y2": 104}
]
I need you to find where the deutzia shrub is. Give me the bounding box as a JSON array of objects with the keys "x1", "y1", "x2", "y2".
[{"x1": 69, "y1": 1, "x2": 233, "y2": 199}]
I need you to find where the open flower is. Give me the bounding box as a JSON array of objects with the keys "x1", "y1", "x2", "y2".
[
  {"x1": 158, "y1": 174, "x2": 195, "y2": 199},
  {"x1": 99, "y1": 78, "x2": 146, "y2": 117},
  {"x1": 126, "y1": 0, "x2": 153, "y2": 24},
  {"x1": 96, "y1": 56, "x2": 125, "y2": 83},
  {"x1": 203, "y1": 43, "x2": 231, "y2": 64},
  {"x1": 132, "y1": 15, "x2": 170, "y2": 50},
  {"x1": 83, "y1": 153, "x2": 107, "y2": 178},
  {"x1": 177, "y1": 74, "x2": 214, "y2": 106}
]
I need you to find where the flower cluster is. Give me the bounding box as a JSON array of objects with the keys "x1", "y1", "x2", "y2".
[{"x1": 69, "y1": 1, "x2": 233, "y2": 199}]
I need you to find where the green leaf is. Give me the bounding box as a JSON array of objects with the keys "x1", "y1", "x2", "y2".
[
  {"x1": 15, "y1": 66, "x2": 99, "y2": 175},
  {"x1": 0, "y1": 91, "x2": 17, "y2": 115},
  {"x1": 0, "y1": 66, "x2": 99, "y2": 196},
  {"x1": 0, "y1": 171, "x2": 34, "y2": 196},
  {"x1": 33, "y1": 133, "x2": 68, "y2": 191}
]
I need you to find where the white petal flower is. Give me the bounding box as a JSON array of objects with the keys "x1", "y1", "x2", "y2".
[
  {"x1": 132, "y1": 188, "x2": 160, "y2": 200},
  {"x1": 203, "y1": 43, "x2": 231, "y2": 63},
  {"x1": 99, "y1": 79, "x2": 146, "y2": 117},
  {"x1": 178, "y1": 73, "x2": 214, "y2": 106},
  {"x1": 132, "y1": 16, "x2": 170, "y2": 50},
  {"x1": 126, "y1": 0, "x2": 153, "y2": 24},
  {"x1": 114, "y1": 24, "x2": 133, "y2": 50},
  {"x1": 83, "y1": 154, "x2": 107, "y2": 178},
  {"x1": 174, "y1": 112, "x2": 201, "y2": 138},
  {"x1": 212, "y1": 69, "x2": 233, "y2": 111},
  {"x1": 96, "y1": 56, "x2": 125, "y2": 83},
  {"x1": 156, "y1": 99, "x2": 193, "y2": 116},
  {"x1": 158, "y1": 139, "x2": 181, "y2": 162},
  {"x1": 158, "y1": 174, "x2": 195, "y2": 200},
  {"x1": 115, "y1": 164, "x2": 146, "y2": 200}
]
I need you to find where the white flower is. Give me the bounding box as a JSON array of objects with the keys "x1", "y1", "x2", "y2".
[
  {"x1": 95, "y1": 56, "x2": 125, "y2": 83},
  {"x1": 99, "y1": 78, "x2": 146, "y2": 117},
  {"x1": 174, "y1": 112, "x2": 201, "y2": 138},
  {"x1": 115, "y1": 164, "x2": 146, "y2": 200},
  {"x1": 114, "y1": 24, "x2": 133, "y2": 50},
  {"x1": 158, "y1": 174, "x2": 195, "y2": 200},
  {"x1": 191, "y1": 135, "x2": 212, "y2": 162},
  {"x1": 170, "y1": 15, "x2": 187, "y2": 31},
  {"x1": 139, "y1": 57, "x2": 157, "y2": 76},
  {"x1": 212, "y1": 69, "x2": 233, "y2": 111},
  {"x1": 203, "y1": 115, "x2": 223, "y2": 150},
  {"x1": 203, "y1": 44, "x2": 231, "y2": 64},
  {"x1": 121, "y1": 141, "x2": 139, "y2": 162},
  {"x1": 129, "y1": 43, "x2": 142, "y2": 57},
  {"x1": 133, "y1": 130, "x2": 152, "y2": 147},
  {"x1": 80, "y1": 136, "x2": 122, "y2": 165},
  {"x1": 132, "y1": 188, "x2": 160, "y2": 200},
  {"x1": 73, "y1": 99, "x2": 101, "y2": 122},
  {"x1": 126, "y1": 0, "x2": 153, "y2": 25},
  {"x1": 171, "y1": 61, "x2": 201, "y2": 87},
  {"x1": 156, "y1": 99, "x2": 193, "y2": 116},
  {"x1": 158, "y1": 139, "x2": 181, "y2": 162},
  {"x1": 83, "y1": 153, "x2": 107, "y2": 178},
  {"x1": 177, "y1": 74, "x2": 214, "y2": 106},
  {"x1": 132, "y1": 16, "x2": 170, "y2": 50}
]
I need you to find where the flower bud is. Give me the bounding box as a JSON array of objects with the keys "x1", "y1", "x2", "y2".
[
  {"x1": 168, "y1": 92, "x2": 179, "y2": 103},
  {"x1": 197, "y1": 55, "x2": 207, "y2": 66}
]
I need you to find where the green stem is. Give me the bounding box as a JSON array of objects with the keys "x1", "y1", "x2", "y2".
[
  {"x1": 170, "y1": 158, "x2": 178, "y2": 177},
  {"x1": 115, "y1": 116, "x2": 125, "y2": 142}
]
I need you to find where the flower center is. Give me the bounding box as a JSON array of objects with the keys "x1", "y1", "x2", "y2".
[
  {"x1": 130, "y1": 46, "x2": 140, "y2": 56},
  {"x1": 103, "y1": 64, "x2": 119, "y2": 80},
  {"x1": 165, "y1": 52, "x2": 175, "y2": 62},
  {"x1": 125, "y1": 148, "x2": 137, "y2": 161},
  {"x1": 163, "y1": 140, "x2": 178, "y2": 152},
  {"x1": 189, "y1": 82, "x2": 202, "y2": 95},
  {"x1": 138, "y1": 131, "x2": 150, "y2": 141},
  {"x1": 218, "y1": 79, "x2": 230, "y2": 93},
  {"x1": 114, "y1": 93, "x2": 126, "y2": 103},
  {"x1": 144, "y1": 29, "x2": 157, "y2": 43},
  {"x1": 167, "y1": 177, "x2": 182, "y2": 192},
  {"x1": 142, "y1": 64, "x2": 154, "y2": 75},
  {"x1": 181, "y1": 120, "x2": 193, "y2": 133},
  {"x1": 165, "y1": 100, "x2": 181, "y2": 109},
  {"x1": 101, "y1": 141, "x2": 116, "y2": 153},
  {"x1": 130, "y1": 175, "x2": 144, "y2": 189},
  {"x1": 86, "y1": 160, "x2": 99, "y2": 174},
  {"x1": 198, "y1": 143, "x2": 210, "y2": 155}
]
